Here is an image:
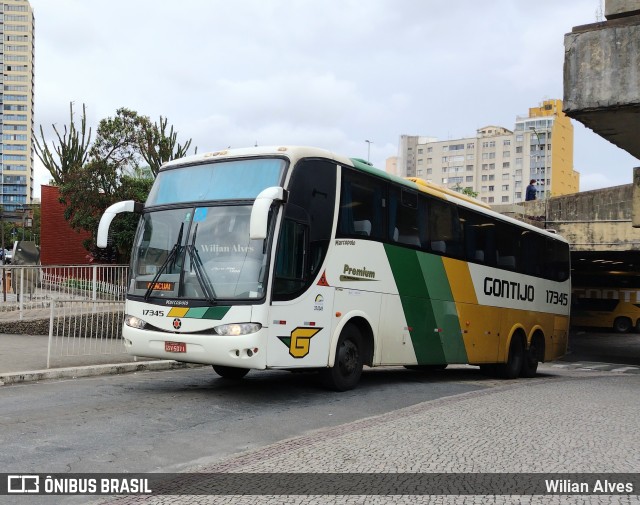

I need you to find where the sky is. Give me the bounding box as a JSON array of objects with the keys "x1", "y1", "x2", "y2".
[{"x1": 30, "y1": 0, "x2": 639, "y2": 198}]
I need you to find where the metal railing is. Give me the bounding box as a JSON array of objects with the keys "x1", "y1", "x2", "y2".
[
  {"x1": 1, "y1": 264, "x2": 128, "y2": 320},
  {"x1": 0, "y1": 264, "x2": 129, "y2": 367},
  {"x1": 47, "y1": 299, "x2": 126, "y2": 368}
]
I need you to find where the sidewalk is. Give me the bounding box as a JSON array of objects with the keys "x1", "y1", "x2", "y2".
[{"x1": 0, "y1": 333, "x2": 196, "y2": 385}]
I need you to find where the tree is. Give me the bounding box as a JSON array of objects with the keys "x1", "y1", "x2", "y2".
[
  {"x1": 38, "y1": 104, "x2": 196, "y2": 263},
  {"x1": 34, "y1": 102, "x2": 92, "y2": 186},
  {"x1": 460, "y1": 187, "x2": 479, "y2": 198},
  {"x1": 138, "y1": 116, "x2": 196, "y2": 176}
]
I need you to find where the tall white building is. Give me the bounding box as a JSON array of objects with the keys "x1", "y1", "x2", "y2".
[
  {"x1": 394, "y1": 100, "x2": 579, "y2": 204},
  {"x1": 1, "y1": 0, "x2": 34, "y2": 212}
]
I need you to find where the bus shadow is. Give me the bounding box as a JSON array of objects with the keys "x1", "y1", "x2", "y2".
[{"x1": 174, "y1": 365, "x2": 560, "y2": 403}]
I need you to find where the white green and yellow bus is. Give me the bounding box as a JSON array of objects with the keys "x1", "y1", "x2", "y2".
[{"x1": 98, "y1": 146, "x2": 570, "y2": 390}]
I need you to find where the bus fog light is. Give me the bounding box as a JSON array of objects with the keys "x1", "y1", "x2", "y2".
[
  {"x1": 125, "y1": 315, "x2": 147, "y2": 329},
  {"x1": 214, "y1": 323, "x2": 262, "y2": 336}
]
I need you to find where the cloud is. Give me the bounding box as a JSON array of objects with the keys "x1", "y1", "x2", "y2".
[{"x1": 30, "y1": 0, "x2": 633, "y2": 196}]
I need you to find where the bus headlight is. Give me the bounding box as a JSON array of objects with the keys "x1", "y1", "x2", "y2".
[
  {"x1": 125, "y1": 315, "x2": 147, "y2": 330},
  {"x1": 214, "y1": 323, "x2": 262, "y2": 336}
]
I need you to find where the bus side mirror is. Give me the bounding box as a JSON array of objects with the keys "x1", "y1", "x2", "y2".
[
  {"x1": 250, "y1": 187, "x2": 286, "y2": 240},
  {"x1": 97, "y1": 200, "x2": 143, "y2": 248}
]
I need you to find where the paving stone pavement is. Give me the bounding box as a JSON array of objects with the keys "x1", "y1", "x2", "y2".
[{"x1": 97, "y1": 365, "x2": 640, "y2": 505}]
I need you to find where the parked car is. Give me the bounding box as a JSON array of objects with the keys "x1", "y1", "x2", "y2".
[{"x1": 1, "y1": 248, "x2": 12, "y2": 264}]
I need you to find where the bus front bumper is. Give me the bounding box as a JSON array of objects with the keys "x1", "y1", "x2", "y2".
[{"x1": 122, "y1": 326, "x2": 268, "y2": 369}]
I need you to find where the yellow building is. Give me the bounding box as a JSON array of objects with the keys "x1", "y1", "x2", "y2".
[
  {"x1": 516, "y1": 99, "x2": 580, "y2": 199},
  {"x1": 396, "y1": 99, "x2": 580, "y2": 204}
]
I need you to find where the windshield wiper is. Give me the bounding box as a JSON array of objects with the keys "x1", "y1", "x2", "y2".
[
  {"x1": 186, "y1": 223, "x2": 217, "y2": 303},
  {"x1": 144, "y1": 222, "x2": 184, "y2": 300}
]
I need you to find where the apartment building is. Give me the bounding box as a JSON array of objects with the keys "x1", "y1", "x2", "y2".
[
  {"x1": 393, "y1": 99, "x2": 580, "y2": 204},
  {"x1": 1, "y1": 0, "x2": 34, "y2": 212}
]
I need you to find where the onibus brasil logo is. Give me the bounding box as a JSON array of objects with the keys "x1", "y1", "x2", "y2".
[{"x1": 278, "y1": 327, "x2": 322, "y2": 358}]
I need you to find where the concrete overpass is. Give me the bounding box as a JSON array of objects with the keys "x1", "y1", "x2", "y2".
[{"x1": 564, "y1": 0, "x2": 640, "y2": 160}]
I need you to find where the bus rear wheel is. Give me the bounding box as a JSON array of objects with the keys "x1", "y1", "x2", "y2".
[
  {"x1": 321, "y1": 325, "x2": 364, "y2": 391},
  {"x1": 614, "y1": 317, "x2": 632, "y2": 333},
  {"x1": 497, "y1": 335, "x2": 524, "y2": 380},
  {"x1": 213, "y1": 365, "x2": 250, "y2": 380},
  {"x1": 521, "y1": 339, "x2": 541, "y2": 378}
]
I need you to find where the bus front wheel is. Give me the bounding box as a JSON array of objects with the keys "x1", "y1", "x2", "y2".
[
  {"x1": 614, "y1": 317, "x2": 632, "y2": 333},
  {"x1": 213, "y1": 365, "x2": 250, "y2": 380},
  {"x1": 321, "y1": 325, "x2": 364, "y2": 391}
]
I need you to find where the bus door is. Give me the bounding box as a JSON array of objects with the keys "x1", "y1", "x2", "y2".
[
  {"x1": 265, "y1": 211, "x2": 335, "y2": 368},
  {"x1": 267, "y1": 286, "x2": 335, "y2": 368}
]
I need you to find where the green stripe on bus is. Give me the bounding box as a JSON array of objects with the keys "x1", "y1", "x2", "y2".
[
  {"x1": 202, "y1": 306, "x2": 232, "y2": 320},
  {"x1": 384, "y1": 245, "x2": 468, "y2": 364}
]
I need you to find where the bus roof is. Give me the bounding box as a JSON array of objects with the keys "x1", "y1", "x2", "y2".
[{"x1": 160, "y1": 146, "x2": 567, "y2": 243}]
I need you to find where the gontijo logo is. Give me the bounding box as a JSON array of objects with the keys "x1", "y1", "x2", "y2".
[{"x1": 278, "y1": 326, "x2": 322, "y2": 358}]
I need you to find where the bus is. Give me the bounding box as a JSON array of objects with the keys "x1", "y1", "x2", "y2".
[
  {"x1": 97, "y1": 146, "x2": 571, "y2": 390},
  {"x1": 571, "y1": 271, "x2": 640, "y2": 333}
]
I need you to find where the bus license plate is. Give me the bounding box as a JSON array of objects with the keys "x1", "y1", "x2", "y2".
[{"x1": 165, "y1": 341, "x2": 186, "y2": 353}]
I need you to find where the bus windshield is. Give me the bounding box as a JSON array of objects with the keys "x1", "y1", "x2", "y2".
[
  {"x1": 146, "y1": 158, "x2": 286, "y2": 206},
  {"x1": 130, "y1": 205, "x2": 269, "y2": 301}
]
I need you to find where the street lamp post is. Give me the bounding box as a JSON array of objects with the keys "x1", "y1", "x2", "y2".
[{"x1": 365, "y1": 140, "x2": 373, "y2": 164}]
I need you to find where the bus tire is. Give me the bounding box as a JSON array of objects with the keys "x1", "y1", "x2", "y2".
[
  {"x1": 521, "y1": 339, "x2": 541, "y2": 378},
  {"x1": 613, "y1": 317, "x2": 632, "y2": 333},
  {"x1": 212, "y1": 365, "x2": 250, "y2": 380},
  {"x1": 321, "y1": 324, "x2": 364, "y2": 391},
  {"x1": 497, "y1": 335, "x2": 524, "y2": 380}
]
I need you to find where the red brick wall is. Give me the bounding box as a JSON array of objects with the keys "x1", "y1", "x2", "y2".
[{"x1": 40, "y1": 185, "x2": 92, "y2": 265}]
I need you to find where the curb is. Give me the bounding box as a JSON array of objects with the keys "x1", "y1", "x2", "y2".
[{"x1": 0, "y1": 360, "x2": 204, "y2": 386}]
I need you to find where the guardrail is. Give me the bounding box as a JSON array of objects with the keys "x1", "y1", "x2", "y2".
[
  {"x1": 0, "y1": 264, "x2": 128, "y2": 321},
  {"x1": 0, "y1": 265, "x2": 129, "y2": 367}
]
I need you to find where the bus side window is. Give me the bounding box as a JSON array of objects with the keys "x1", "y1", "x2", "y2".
[
  {"x1": 273, "y1": 158, "x2": 336, "y2": 301},
  {"x1": 388, "y1": 188, "x2": 421, "y2": 248},
  {"x1": 428, "y1": 197, "x2": 462, "y2": 257},
  {"x1": 273, "y1": 218, "x2": 308, "y2": 297},
  {"x1": 545, "y1": 238, "x2": 570, "y2": 282},
  {"x1": 520, "y1": 231, "x2": 544, "y2": 276},
  {"x1": 495, "y1": 222, "x2": 519, "y2": 272},
  {"x1": 338, "y1": 169, "x2": 384, "y2": 240},
  {"x1": 459, "y1": 208, "x2": 496, "y2": 266}
]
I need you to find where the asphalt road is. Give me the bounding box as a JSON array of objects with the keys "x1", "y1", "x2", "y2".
[
  {"x1": 0, "y1": 366, "x2": 488, "y2": 475},
  {"x1": 566, "y1": 329, "x2": 640, "y2": 366}
]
